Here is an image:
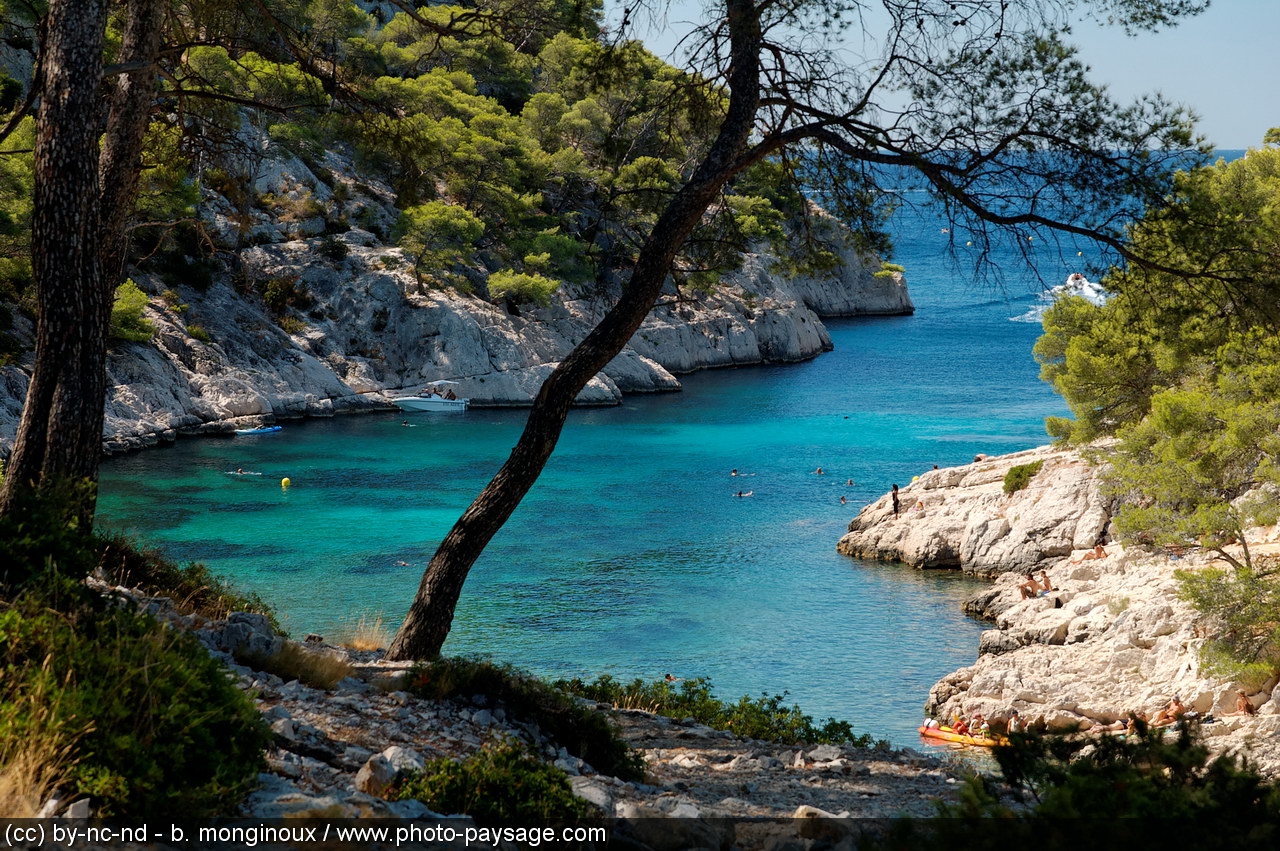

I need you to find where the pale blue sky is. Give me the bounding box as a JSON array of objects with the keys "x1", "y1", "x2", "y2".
[{"x1": 615, "y1": 0, "x2": 1278, "y2": 149}]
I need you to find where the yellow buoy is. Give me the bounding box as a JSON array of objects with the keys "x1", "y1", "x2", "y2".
[
  {"x1": 965, "y1": 241, "x2": 972, "y2": 246},
  {"x1": 912, "y1": 475, "x2": 919, "y2": 482},
  {"x1": 281, "y1": 477, "x2": 291, "y2": 489}
]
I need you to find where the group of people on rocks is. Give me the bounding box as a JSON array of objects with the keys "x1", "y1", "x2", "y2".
[
  {"x1": 921, "y1": 709, "x2": 1013, "y2": 739},
  {"x1": 930, "y1": 690, "x2": 1261, "y2": 743},
  {"x1": 889, "y1": 478, "x2": 932, "y2": 518}
]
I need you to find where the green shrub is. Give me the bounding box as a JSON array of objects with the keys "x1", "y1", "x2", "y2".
[
  {"x1": 407, "y1": 658, "x2": 643, "y2": 781},
  {"x1": 260, "y1": 191, "x2": 325, "y2": 222},
  {"x1": 959, "y1": 722, "x2": 1280, "y2": 819},
  {"x1": 1003, "y1": 460, "x2": 1045, "y2": 495},
  {"x1": 557, "y1": 675, "x2": 875, "y2": 747},
  {"x1": 185, "y1": 324, "x2": 211, "y2": 343},
  {"x1": 260, "y1": 275, "x2": 311, "y2": 315},
  {"x1": 488, "y1": 270, "x2": 560, "y2": 307},
  {"x1": 94, "y1": 532, "x2": 279, "y2": 630},
  {"x1": 278, "y1": 315, "x2": 308, "y2": 335},
  {"x1": 318, "y1": 235, "x2": 349, "y2": 261},
  {"x1": 109, "y1": 279, "x2": 155, "y2": 343},
  {"x1": 396, "y1": 740, "x2": 598, "y2": 823},
  {"x1": 0, "y1": 591, "x2": 269, "y2": 816}
]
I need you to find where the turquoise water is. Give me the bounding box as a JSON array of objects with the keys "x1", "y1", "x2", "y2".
[{"x1": 98, "y1": 204, "x2": 1075, "y2": 747}]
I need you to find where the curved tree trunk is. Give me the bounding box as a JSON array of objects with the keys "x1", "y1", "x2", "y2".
[
  {"x1": 386, "y1": 0, "x2": 763, "y2": 660},
  {"x1": 0, "y1": 0, "x2": 109, "y2": 524}
]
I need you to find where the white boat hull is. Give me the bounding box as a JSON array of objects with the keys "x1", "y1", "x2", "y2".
[{"x1": 393, "y1": 396, "x2": 470, "y2": 412}]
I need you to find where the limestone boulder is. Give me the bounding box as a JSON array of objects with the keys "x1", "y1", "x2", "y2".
[{"x1": 838, "y1": 445, "x2": 1115, "y2": 575}]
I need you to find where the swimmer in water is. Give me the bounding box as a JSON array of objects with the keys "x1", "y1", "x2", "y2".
[
  {"x1": 735, "y1": 490, "x2": 754, "y2": 497},
  {"x1": 731, "y1": 469, "x2": 738, "y2": 476},
  {"x1": 840, "y1": 496, "x2": 847, "y2": 505},
  {"x1": 846, "y1": 478, "x2": 854, "y2": 486},
  {"x1": 814, "y1": 467, "x2": 825, "y2": 475}
]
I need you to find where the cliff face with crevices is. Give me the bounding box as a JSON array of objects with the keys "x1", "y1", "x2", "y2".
[{"x1": 0, "y1": 143, "x2": 912, "y2": 457}]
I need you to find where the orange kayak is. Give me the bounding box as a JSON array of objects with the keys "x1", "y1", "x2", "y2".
[{"x1": 918, "y1": 725, "x2": 1007, "y2": 747}]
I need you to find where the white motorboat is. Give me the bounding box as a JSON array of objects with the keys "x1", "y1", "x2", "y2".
[{"x1": 393, "y1": 380, "x2": 470, "y2": 412}]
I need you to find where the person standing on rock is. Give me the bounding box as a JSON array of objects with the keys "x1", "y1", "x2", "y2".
[{"x1": 891, "y1": 484, "x2": 900, "y2": 517}]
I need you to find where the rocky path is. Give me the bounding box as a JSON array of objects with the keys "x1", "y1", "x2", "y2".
[{"x1": 100, "y1": 582, "x2": 963, "y2": 834}]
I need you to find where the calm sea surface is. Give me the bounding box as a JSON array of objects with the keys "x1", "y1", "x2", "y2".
[{"x1": 98, "y1": 200, "x2": 1087, "y2": 747}]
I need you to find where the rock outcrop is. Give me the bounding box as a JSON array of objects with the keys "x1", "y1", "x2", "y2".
[
  {"x1": 925, "y1": 546, "x2": 1280, "y2": 737},
  {"x1": 0, "y1": 143, "x2": 912, "y2": 457},
  {"x1": 836, "y1": 445, "x2": 1113, "y2": 576},
  {"x1": 841, "y1": 445, "x2": 1280, "y2": 775}
]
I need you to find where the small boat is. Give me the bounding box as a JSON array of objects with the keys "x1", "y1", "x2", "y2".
[
  {"x1": 918, "y1": 725, "x2": 1008, "y2": 748},
  {"x1": 393, "y1": 380, "x2": 469, "y2": 412},
  {"x1": 234, "y1": 425, "x2": 283, "y2": 435}
]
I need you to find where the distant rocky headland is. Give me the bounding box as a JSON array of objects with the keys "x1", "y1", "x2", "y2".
[
  {"x1": 840, "y1": 446, "x2": 1280, "y2": 775},
  {"x1": 0, "y1": 144, "x2": 910, "y2": 458}
]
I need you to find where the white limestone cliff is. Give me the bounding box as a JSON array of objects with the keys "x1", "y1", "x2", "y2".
[
  {"x1": 0, "y1": 144, "x2": 912, "y2": 456},
  {"x1": 840, "y1": 445, "x2": 1280, "y2": 774},
  {"x1": 836, "y1": 445, "x2": 1113, "y2": 576}
]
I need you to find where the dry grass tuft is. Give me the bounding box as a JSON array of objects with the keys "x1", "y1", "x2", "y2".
[
  {"x1": 249, "y1": 641, "x2": 355, "y2": 691},
  {"x1": 336, "y1": 612, "x2": 392, "y2": 652},
  {"x1": 0, "y1": 666, "x2": 82, "y2": 818}
]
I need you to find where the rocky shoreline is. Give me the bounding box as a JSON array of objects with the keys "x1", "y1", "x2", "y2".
[
  {"x1": 68, "y1": 579, "x2": 963, "y2": 843},
  {"x1": 839, "y1": 445, "x2": 1280, "y2": 775},
  {"x1": 0, "y1": 143, "x2": 912, "y2": 458}
]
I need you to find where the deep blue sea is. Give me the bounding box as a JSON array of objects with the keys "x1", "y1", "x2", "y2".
[{"x1": 97, "y1": 198, "x2": 1092, "y2": 747}]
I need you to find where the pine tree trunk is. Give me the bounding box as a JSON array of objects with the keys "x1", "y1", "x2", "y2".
[
  {"x1": 99, "y1": 0, "x2": 163, "y2": 287},
  {"x1": 0, "y1": 0, "x2": 109, "y2": 524},
  {"x1": 385, "y1": 0, "x2": 763, "y2": 660}
]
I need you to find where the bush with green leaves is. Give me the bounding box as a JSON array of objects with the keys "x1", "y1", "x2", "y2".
[
  {"x1": 0, "y1": 583, "x2": 269, "y2": 816},
  {"x1": 406, "y1": 657, "x2": 642, "y2": 781},
  {"x1": 109, "y1": 279, "x2": 155, "y2": 343},
  {"x1": 556, "y1": 675, "x2": 875, "y2": 747},
  {"x1": 259, "y1": 275, "x2": 311, "y2": 315},
  {"x1": 1, "y1": 493, "x2": 271, "y2": 817},
  {"x1": 487, "y1": 270, "x2": 560, "y2": 307},
  {"x1": 976, "y1": 723, "x2": 1278, "y2": 818},
  {"x1": 318, "y1": 235, "x2": 349, "y2": 261},
  {"x1": 186, "y1": 324, "x2": 211, "y2": 343},
  {"x1": 395, "y1": 740, "x2": 598, "y2": 823},
  {"x1": 1002, "y1": 460, "x2": 1044, "y2": 495},
  {"x1": 0, "y1": 480, "x2": 99, "y2": 591},
  {"x1": 878, "y1": 724, "x2": 1280, "y2": 848}
]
